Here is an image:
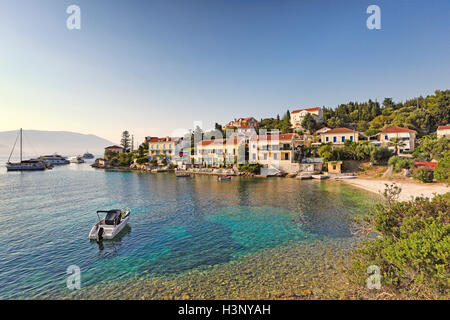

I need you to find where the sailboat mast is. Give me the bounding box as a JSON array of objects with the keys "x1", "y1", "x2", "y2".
[{"x1": 20, "y1": 128, "x2": 22, "y2": 163}]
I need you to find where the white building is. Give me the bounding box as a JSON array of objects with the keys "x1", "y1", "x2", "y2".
[
  {"x1": 437, "y1": 125, "x2": 450, "y2": 138},
  {"x1": 290, "y1": 107, "x2": 323, "y2": 131},
  {"x1": 379, "y1": 126, "x2": 417, "y2": 153}
]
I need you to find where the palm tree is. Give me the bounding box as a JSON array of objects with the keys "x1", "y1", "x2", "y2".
[{"x1": 387, "y1": 137, "x2": 406, "y2": 155}]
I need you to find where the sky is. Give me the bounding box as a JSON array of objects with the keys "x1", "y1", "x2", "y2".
[{"x1": 0, "y1": 0, "x2": 449, "y2": 144}]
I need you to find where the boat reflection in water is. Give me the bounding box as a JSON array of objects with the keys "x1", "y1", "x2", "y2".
[{"x1": 95, "y1": 225, "x2": 132, "y2": 251}]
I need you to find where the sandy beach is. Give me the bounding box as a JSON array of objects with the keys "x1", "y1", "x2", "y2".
[{"x1": 340, "y1": 178, "x2": 449, "y2": 201}]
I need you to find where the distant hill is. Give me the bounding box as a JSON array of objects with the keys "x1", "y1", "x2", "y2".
[{"x1": 0, "y1": 130, "x2": 115, "y2": 158}]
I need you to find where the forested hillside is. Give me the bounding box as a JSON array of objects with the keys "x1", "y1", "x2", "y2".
[
  {"x1": 258, "y1": 90, "x2": 450, "y2": 137},
  {"x1": 322, "y1": 89, "x2": 450, "y2": 136}
]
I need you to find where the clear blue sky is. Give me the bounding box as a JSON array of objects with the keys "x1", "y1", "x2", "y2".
[{"x1": 0, "y1": 0, "x2": 449, "y2": 143}]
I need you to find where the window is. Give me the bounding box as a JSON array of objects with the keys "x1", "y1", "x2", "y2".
[
  {"x1": 326, "y1": 137, "x2": 329, "y2": 142},
  {"x1": 273, "y1": 153, "x2": 278, "y2": 160},
  {"x1": 263, "y1": 153, "x2": 267, "y2": 160},
  {"x1": 385, "y1": 135, "x2": 388, "y2": 140},
  {"x1": 341, "y1": 136, "x2": 345, "y2": 142},
  {"x1": 252, "y1": 153, "x2": 256, "y2": 160},
  {"x1": 333, "y1": 136, "x2": 337, "y2": 143},
  {"x1": 284, "y1": 153, "x2": 289, "y2": 160},
  {"x1": 350, "y1": 136, "x2": 353, "y2": 141}
]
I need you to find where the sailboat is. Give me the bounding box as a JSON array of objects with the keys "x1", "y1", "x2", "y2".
[{"x1": 5, "y1": 129, "x2": 46, "y2": 171}]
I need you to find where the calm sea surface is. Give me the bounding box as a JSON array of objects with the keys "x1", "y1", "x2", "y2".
[{"x1": 0, "y1": 159, "x2": 381, "y2": 299}]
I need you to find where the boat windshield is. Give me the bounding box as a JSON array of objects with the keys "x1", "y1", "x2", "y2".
[{"x1": 104, "y1": 210, "x2": 121, "y2": 225}]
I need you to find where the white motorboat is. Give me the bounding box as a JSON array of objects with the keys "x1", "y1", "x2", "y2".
[
  {"x1": 70, "y1": 156, "x2": 85, "y2": 164},
  {"x1": 312, "y1": 174, "x2": 329, "y2": 180},
  {"x1": 89, "y1": 209, "x2": 131, "y2": 241}
]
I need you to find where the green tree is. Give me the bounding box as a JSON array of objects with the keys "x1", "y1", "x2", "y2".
[
  {"x1": 120, "y1": 131, "x2": 131, "y2": 153},
  {"x1": 301, "y1": 113, "x2": 317, "y2": 132},
  {"x1": 387, "y1": 137, "x2": 406, "y2": 155}
]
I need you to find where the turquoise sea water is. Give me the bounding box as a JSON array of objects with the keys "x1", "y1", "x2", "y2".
[{"x1": 0, "y1": 161, "x2": 380, "y2": 299}]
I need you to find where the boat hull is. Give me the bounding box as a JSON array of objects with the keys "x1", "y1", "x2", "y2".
[
  {"x1": 6, "y1": 163, "x2": 46, "y2": 171},
  {"x1": 89, "y1": 216, "x2": 130, "y2": 240},
  {"x1": 312, "y1": 174, "x2": 329, "y2": 180}
]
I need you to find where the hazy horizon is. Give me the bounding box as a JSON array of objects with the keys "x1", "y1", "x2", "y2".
[{"x1": 1, "y1": 0, "x2": 449, "y2": 143}]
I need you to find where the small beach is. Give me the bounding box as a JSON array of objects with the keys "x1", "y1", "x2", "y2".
[{"x1": 340, "y1": 178, "x2": 449, "y2": 201}]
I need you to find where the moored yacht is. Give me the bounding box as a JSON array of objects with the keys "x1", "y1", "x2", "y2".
[
  {"x1": 5, "y1": 129, "x2": 46, "y2": 172},
  {"x1": 83, "y1": 152, "x2": 94, "y2": 159},
  {"x1": 39, "y1": 154, "x2": 70, "y2": 165}
]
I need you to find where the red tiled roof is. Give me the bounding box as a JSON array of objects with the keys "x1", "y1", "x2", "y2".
[
  {"x1": 256, "y1": 133, "x2": 294, "y2": 141},
  {"x1": 414, "y1": 161, "x2": 437, "y2": 169},
  {"x1": 199, "y1": 138, "x2": 243, "y2": 146},
  {"x1": 322, "y1": 128, "x2": 356, "y2": 134},
  {"x1": 291, "y1": 107, "x2": 320, "y2": 114},
  {"x1": 223, "y1": 117, "x2": 258, "y2": 128},
  {"x1": 437, "y1": 125, "x2": 450, "y2": 130},
  {"x1": 147, "y1": 137, "x2": 178, "y2": 143},
  {"x1": 381, "y1": 126, "x2": 417, "y2": 134},
  {"x1": 105, "y1": 145, "x2": 123, "y2": 149}
]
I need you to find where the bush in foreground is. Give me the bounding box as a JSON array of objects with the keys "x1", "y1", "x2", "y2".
[{"x1": 349, "y1": 192, "x2": 449, "y2": 299}]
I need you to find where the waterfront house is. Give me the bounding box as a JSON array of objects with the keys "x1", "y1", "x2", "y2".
[
  {"x1": 223, "y1": 117, "x2": 259, "y2": 133},
  {"x1": 290, "y1": 107, "x2": 323, "y2": 131},
  {"x1": 104, "y1": 145, "x2": 124, "y2": 158},
  {"x1": 319, "y1": 128, "x2": 359, "y2": 145},
  {"x1": 379, "y1": 126, "x2": 417, "y2": 153},
  {"x1": 194, "y1": 137, "x2": 244, "y2": 167},
  {"x1": 437, "y1": 125, "x2": 450, "y2": 138},
  {"x1": 147, "y1": 137, "x2": 183, "y2": 164},
  {"x1": 250, "y1": 133, "x2": 299, "y2": 173}
]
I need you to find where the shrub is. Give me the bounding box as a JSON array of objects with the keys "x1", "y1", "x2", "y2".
[
  {"x1": 413, "y1": 167, "x2": 434, "y2": 183},
  {"x1": 136, "y1": 156, "x2": 149, "y2": 164},
  {"x1": 238, "y1": 163, "x2": 262, "y2": 174},
  {"x1": 168, "y1": 164, "x2": 177, "y2": 170},
  {"x1": 434, "y1": 152, "x2": 450, "y2": 183},
  {"x1": 388, "y1": 156, "x2": 414, "y2": 173},
  {"x1": 370, "y1": 146, "x2": 391, "y2": 164},
  {"x1": 349, "y1": 193, "x2": 450, "y2": 299}
]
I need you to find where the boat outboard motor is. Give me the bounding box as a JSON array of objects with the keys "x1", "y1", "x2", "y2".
[{"x1": 97, "y1": 227, "x2": 104, "y2": 242}]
